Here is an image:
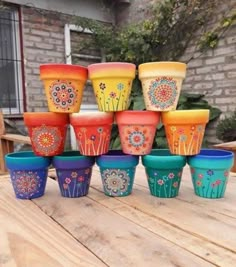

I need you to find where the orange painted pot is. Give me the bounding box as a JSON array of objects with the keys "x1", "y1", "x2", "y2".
[
  {"x1": 88, "y1": 62, "x2": 136, "y2": 111},
  {"x1": 70, "y1": 112, "x2": 114, "y2": 156},
  {"x1": 24, "y1": 112, "x2": 69, "y2": 156},
  {"x1": 162, "y1": 110, "x2": 210, "y2": 156},
  {"x1": 139, "y1": 62, "x2": 187, "y2": 111},
  {"x1": 115, "y1": 111, "x2": 160, "y2": 155},
  {"x1": 40, "y1": 64, "x2": 88, "y2": 113}
]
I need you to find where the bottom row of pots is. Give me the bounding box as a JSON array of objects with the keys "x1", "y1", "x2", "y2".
[{"x1": 5, "y1": 149, "x2": 234, "y2": 200}]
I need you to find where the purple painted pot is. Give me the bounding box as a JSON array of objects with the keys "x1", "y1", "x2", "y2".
[{"x1": 52, "y1": 151, "x2": 95, "y2": 198}]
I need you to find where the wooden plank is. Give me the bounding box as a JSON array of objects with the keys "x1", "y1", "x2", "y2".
[
  {"x1": 0, "y1": 179, "x2": 106, "y2": 267},
  {"x1": 33, "y1": 179, "x2": 215, "y2": 267},
  {"x1": 213, "y1": 141, "x2": 236, "y2": 150},
  {"x1": 1, "y1": 134, "x2": 31, "y2": 144},
  {"x1": 0, "y1": 110, "x2": 5, "y2": 135},
  {"x1": 91, "y1": 175, "x2": 236, "y2": 254}
]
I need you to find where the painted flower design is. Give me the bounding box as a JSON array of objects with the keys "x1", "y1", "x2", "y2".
[
  {"x1": 102, "y1": 169, "x2": 130, "y2": 196},
  {"x1": 109, "y1": 92, "x2": 116, "y2": 98},
  {"x1": 207, "y1": 169, "x2": 214, "y2": 176},
  {"x1": 32, "y1": 125, "x2": 63, "y2": 155},
  {"x1": 99, "y1": 83, "x2": 106, "y2": 90},
  {"x1": 173, "y1": 181, "x2": 179, "y2": 188},
  {"x1": 50, "y1": 80, "x2": 77, "y2": 110},
  {"x1": 157, "y1": 179, "x2": 164, "y2": 185},
  {"x1": 148, "y1": 77, "x2": 178, "y2": 109},
  {"x1": 128, "y1": 130, "x2": 146, "y2": 148},
  {"x1": 117, "y1": 83, "x2": 124, "y2": 90},
  {"x1": 168, "y1": 173, "x2": 175, "y2": 179},
  {"x1": 13, "y1": 171, "x2": 39, "y2": 197}
]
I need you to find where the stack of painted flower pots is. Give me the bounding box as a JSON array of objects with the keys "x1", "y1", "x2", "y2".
[{"x1": 4, "y1": 62, "x2": 234, "y2": 200}]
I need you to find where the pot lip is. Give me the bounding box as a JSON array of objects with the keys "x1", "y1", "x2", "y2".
[
  {"x1": 139, "y1": 61, "x2": 187, "y2": 67},
  {"x1": 97, "y1": 150, "x2": 139, "y2": 160},
  {"x1": 53, "y1": 151, "x2": 94, "y2": 160},
  {"x1": 88, "y1": 62, "x2": 136, "y2": 68},
  {"x1": 70, "y1": 112, "x2": 114, "y2": 125},
  {"x1": 5, "y1": 151, "x2": 47, "y2": 160},
  {"x1": 70, "y1": 111, "x2": 113, "y2": 118},
  {"x1": 40, "y1": 63, "x2": 87, "y2": 70},
  {"x1": 188, "y1": 149, "x2": 234, "y2": 159},
  {"x1": 142, "y1": 149, "x2": 186, "y2": 160}
]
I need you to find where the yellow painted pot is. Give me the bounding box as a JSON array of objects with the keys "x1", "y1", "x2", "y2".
[
  {"x1": 40, "y1": 64, "x2": 88, "y2": 113},
  {"x1": 139, "y1": 62, "x2": 187, "y2": 111},
  {"x1": 88, "y1": 62, "x2": 136, "y2": 111},
  {"x1": 162, "y1": 110, "x2": 210, "y2": 156}
]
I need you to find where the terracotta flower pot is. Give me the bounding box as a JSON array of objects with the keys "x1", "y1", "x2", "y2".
[
  {"x1": 52, "y1": 151, "x2": 95, "y2": 198},
  {"x1": 96, "y1": 150, "x2": 139, "y2": 196},
  {"x1": 115, "y1": 110, "x2": 160, "y2": 155},
  {"x1": 188, "y1": 149, "x2": 234, "y2": 198},
  {"x1": 162, "y1": 110, "x2": 209, "y2": 156},
  {"x1": 70, "y1": 112, "x2": 113, "y2": 156},
  {"x1": 139, "y1": 62, "x2": 187, "y2": 111},
  {"x1": 5, "y1": 151, "x2": 51, "y2": 199},
  {"x1": 88, "y1": 62, "x2": 136, "y2": 111},
  {"x1": 40, "y1": 64, "x2": 88, "y2": 113},
  {"x1": 142, "y1": 149, "x2": 186, "y2": 198},
  {"x1": 24, "y1": 112, "x2": 69, "y2": 156}
]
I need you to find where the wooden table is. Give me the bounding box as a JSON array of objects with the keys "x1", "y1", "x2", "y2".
[{"x1": 1, "y1": 165, "x2": 236, "y2": 267}]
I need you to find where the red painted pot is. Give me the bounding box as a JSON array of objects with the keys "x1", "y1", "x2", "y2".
[
  {"x1": 115, "y1": 111, "x2": 160, "y2": 155},
  {"x1": 40, "y1": 64, "x2": 88, "y2": 113},
  {"x1": 70, "y1": 112, "x2": 114, "y2": 156},
  {"x1": 24, "y1": 112, "x2": 69, "y2": 156}
]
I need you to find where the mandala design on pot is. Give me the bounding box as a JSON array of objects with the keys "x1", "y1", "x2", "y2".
[
  {"x1": 32, "y1": 125, "x2": 63, "y2": 155},
  {"x1": 12, "y1": 171, "x2": 40, "y2": 198},
  {"x1": 102, "y1": 169, "x2": 130, "y2": 196},
  {"x1": 49, "y1": 80, "x2": 77, "y2": 110},
  {"x1": 148, "y1": 77, "x2": 178, "y2": 109}
]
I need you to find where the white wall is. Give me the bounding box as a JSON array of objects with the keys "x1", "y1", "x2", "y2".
[{"x1": 3, "y1": 0, "x2": 114, "y2": 22}]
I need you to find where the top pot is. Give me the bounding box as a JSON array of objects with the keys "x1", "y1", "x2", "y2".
[
  {"x1": 88, "y1": 62, "x2": 136, "y2": 112},
  {"x1": 40, "y1": 64, "x2": 88, "y2": 113},
  {"x1": 138, "y1": 62, "x2": 187, "y2": 111}
]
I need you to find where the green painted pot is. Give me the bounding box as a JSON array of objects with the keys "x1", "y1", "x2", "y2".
[
  {"x1": 142, "y1": 149, "x2": 186, "y2": 198},
  {"x1": 187, "y1": 149, "x2": 234, "y2": 198}
]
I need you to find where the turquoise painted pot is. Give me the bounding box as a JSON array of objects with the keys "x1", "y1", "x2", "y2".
[
  {"x1": 5, "y1": 151, "x2": 51, "y2": 199},
  {"x1": 142, "y1": 149, "x2": 186, "y2": 198},
  {"x1": 96, "y1": 150, "x2": 139, "y2": 197},
  {"x1": 187, "y1": 149, "x2": 234, "y2": 199},
  {"x1": 52, "y1": 151, "x2": 95, "y2": 198}
]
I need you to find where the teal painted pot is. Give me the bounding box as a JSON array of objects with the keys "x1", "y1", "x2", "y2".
[
  {"x1": 142, "y1": 149, "x2": 186, "y2": 198},
  {"x1": 5, "y1": 151, "x2": 51, "y2": 199},
  {"x1": 96, "y1": 150, "x2": 139, "y2": 197},
  {"x1": 52, "y1": 151, "x2": 95, "y2": 198},
  {"x1": 187, "y1": 149, "x2": 234, "y2": 199}
]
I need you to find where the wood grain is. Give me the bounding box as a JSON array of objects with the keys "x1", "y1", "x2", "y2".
[{"x1": 0, "y1": 177, "x2": 105, "y2": 267}]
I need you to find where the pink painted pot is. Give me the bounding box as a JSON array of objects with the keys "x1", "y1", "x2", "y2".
[
  {"x1": 70, "y1": 112, "x2": 114, "y2": 156},
  {"x1": 24, "y1": 112, "x2": 69, "y2": 156},
  {"x1": 115, "y1": 111, "x2": 160, "y2": 155},
  {"x1": 40, "y1": 64, "x2": 88, "y2": 113}
]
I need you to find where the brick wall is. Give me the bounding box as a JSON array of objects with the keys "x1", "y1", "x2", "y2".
[
  {"x1": 22, "y1": 6, "x2": 97, "y2": 113},
  {"x1": 116, "y1": 0, "x2": 236, "y2": 145}
]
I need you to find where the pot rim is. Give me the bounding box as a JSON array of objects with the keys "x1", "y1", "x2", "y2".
[
  {"x1": 115, "y1": 110, "x2": 160, "y2": 125},
  {"x1": 24, "y1": 112, "x2": 69, "y2": 126},
  {"x1": 162, "y1": 109, "x2": 210, "y2": 124},
  {"x1": 188, "y1": 149, "x2": 234, "y2": 159},
  {"x1": 70, "y1": 112, "x2": 114, "y2": 125}
]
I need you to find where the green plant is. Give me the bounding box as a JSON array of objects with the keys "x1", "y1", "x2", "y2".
[{"x1": 216, "y1": 110, "x2": 236, "y2": 142}]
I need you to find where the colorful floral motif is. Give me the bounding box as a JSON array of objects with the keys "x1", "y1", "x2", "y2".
[
  {"x1": 57, "y1": 168, "x2": 92, "y2": 198},
  {"x1": 49, "y1": 80, "x2": 77, "y2": 111},
  {"x1": 11, "y1": 170, "x2": 45, "y2": 199},
  {"x1": 95, "y1": 81, "x2": 131, "y2": 111},
  {"x1": 166, "y1": 124, "x2": 205, "y2": 155},
  {"x1": 122, "y1": 125, "x2": 155, "y2": 155},
  {"x1": 146, "y1": 168, "x2": 183, "y2": 198},
  {"x1": 31, "y1": 125, "x2": 63, "y2": 156},
  {"x1": 74, "y1": 126, "x2": 111, "y2": 155},
  {"x1": 190, "y1": 167, "x2": 230, "y2": 198},
  {"x1": 147, "y1": 77, "x2": 178, "y2": 110},
  {"x1": 101, "y1": 169, "x2": 131, "y2": 196}
]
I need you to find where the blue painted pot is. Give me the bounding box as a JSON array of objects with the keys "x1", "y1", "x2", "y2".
[
  {"x1": 96, "y1": 150, "x2": 139, "y2": 197},
  {"x1": 5, "y1": 151, "x2": 51, "y2": 199},
  {"x1": 52, "y1": 151, "x2": 95, "y2": 198},
  {"x1": 142, "y1": 149, "x2": 186, "y2": 198},
  {"x1": 187, "y1": 149, "x2": 234, "y2": 198}
]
